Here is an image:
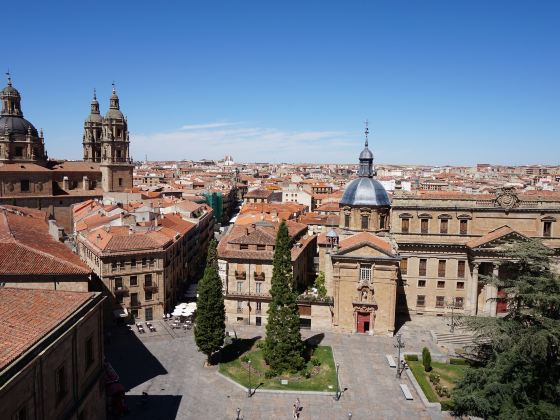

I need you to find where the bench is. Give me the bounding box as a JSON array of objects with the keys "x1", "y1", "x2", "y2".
[
  {"x1": 400, "y1": 384, "x2": 413, "y2": 400},
  {"x1": 386, "y1": 354, "x2": 397, "y2": 368}
]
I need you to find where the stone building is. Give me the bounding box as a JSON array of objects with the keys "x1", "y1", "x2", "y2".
[
  {"x1": 0, "y1": 288, "x2": 106, "y2": 420},
  {"x1": 0, "y1": 76, "x2": 133, "y2": 232},
  {"x1": 218, "y1": 220, "x2": 317, "y2": 327}
]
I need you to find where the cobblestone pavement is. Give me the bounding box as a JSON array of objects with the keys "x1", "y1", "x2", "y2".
[{"x1": 106, "y1": 320, "x2": 451, "y2": 420}]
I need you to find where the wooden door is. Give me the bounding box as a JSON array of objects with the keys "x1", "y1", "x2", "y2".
[{"x1": 356, "y1": 312, "x2": 370, "y2": 333}]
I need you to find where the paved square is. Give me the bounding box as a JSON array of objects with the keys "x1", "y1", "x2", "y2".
[{"x1": 106, "y1": 321, "x2": 449, "y2": 419}]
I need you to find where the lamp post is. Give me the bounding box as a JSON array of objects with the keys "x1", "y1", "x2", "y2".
[
  {"x1": 334, "y1": 362, "x2": 340, "y2": 400},
  {"x1": 247, "y1": 359, "x2": 252, "y2": 398},
  {"x1": 394, "y1": 333, "x2": 405, "y2": 378},
  {"x1": 348, "y1": 412, "x2": 352, "y2": 420},
  {"x1": 446, "y1": 298, "x2": 459, "y2": 333},
  {"x1": 236, "y1": 408, "x2": 241, "y2": 420}
]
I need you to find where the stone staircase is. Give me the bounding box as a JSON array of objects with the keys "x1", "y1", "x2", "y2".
[{"x1": 433, "y1": 331, "x2": 474, "y2": 346}]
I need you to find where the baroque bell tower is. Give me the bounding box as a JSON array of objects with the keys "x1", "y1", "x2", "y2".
[
  {"x1": 98, "y1": 83, "x2": 133, "y2": 192},
  {"x1": 83, "y1": 89, "x2": 102, "y2": 162}
]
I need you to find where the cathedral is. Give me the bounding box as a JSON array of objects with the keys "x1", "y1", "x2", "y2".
[{"x1": 0, "y1": 75, "x2": 133, "y2": 231}]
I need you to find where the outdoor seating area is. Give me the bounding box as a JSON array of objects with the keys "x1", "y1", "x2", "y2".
[
  {"x1": 163, "y1": 302, "x2": 197, "y2": 330},
  {"x1": 133, "y1": 322, "x2": 157, "y2": 334}
]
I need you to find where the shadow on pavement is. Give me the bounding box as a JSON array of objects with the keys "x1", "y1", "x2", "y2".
[
  {"x1": 105, "y1": 327, "x2": 168, "y2": 390},
  {"x1": 219, "y1": 336, "x2": 261, "y2": 363},
  {"x1": 123, "y1": 394, "x2": 182, "y2": 420}
]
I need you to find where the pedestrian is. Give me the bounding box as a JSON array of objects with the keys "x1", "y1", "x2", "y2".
[{"x1": 293, "y1": 398, "x2": 301, "y2": 419}]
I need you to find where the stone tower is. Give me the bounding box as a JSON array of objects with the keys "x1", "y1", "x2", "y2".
[
  {"x1": 0, "y1": 74, "x2": 47, "y2": 165},
  {"x1": 98, "y1": 84, "x2": 133, "y2": 192},
  {"x1": 82, "y1": 89, "x2": 103, "y2": 162}
]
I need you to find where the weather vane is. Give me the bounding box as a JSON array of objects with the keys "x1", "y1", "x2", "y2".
[{"x1": 364, "y1": 119, "x2": 369, "y2": 147}]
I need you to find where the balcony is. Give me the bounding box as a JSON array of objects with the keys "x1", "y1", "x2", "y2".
[
  {"x1": 114, "y1": 286, "x2": 129, "y2": 296},
  {"x1": 234, "y1": 271, "x2": 246, "y2": 280},
  {"x1": 143, "y1": 283, "x2": 159, "y2": 293},
  {"x1": 227, "y1": 290, "x2": 271, "y2": 299},
  {"x1": 254, "y1": 272, "x2": 265, "y2": 281}
]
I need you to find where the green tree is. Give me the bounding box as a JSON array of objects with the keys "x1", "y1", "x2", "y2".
[
  {"x1": 314, "y1": 272, "x2": 327, "y2": 298},
  {"x1": 453, "y1": 239, "x2": 560, "y2": 419},
  {"x1": 194, "y1": 239, "x2": 226, "y2": 365},
  {"x1": 422, "y1": 347, "x2": 432, "y2": 372},
  {"x1": 263, "y1": 220, "x2": 305, "y2": 374}
]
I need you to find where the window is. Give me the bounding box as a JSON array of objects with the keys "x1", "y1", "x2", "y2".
[
  {"x1": 131, "y1": 258, "x2": 136, "y2": 268},
  {"x1": 438, "y1": 260, "x2": 446, "y2": 277},
  {"x1": 436, "y1": 296, "x2": 445, "y2": 308},
  {"x1": 85, "y1": 336, "x2": 94, "y2": 371},
  {"x1": 361, "y1": 215, "x2": 369, "y2": 230},
  {"x1": 20, "y1": 180, "x2": 30, "y2": 192},
  {"x1": 416, "y1": 295, "x2": 426, "y2": 307},
  {"x1": 145, "y1": 307, "x2": 153, "y2": 321},
  {"x1": 55, "y1": 364, "x2": 67, "y2": 404},
  {"x1": 457, "y1": 282, "x2": 465, "y2": 290},
  {"x1": 344, "y1": 214, "x2": 350, "y2": 228},
  {"x1": 401, "y1": 218, "x2": 409, "y2": 233},
  {"x1": 454, "y1": 261, "x2": 465, "y2": 279},
  {"x1": 118, "y1": 178, "x2": 123, "y2": 186},
  {"x1": 115, "y1": 277, "x2": 123, "y2": 289},
  {"x1": 131, "y1": 293, "x2": 139, "y2": 307},
  {"x1": 13, "y1": 403, "x2": 28, "y2": 420},
  {"x1": 255, "y1": 282, "x2": 262, "y2": 294},
  {"x1": 440, "y1": 219, "x2": 448, "y2": 234},
  {"x1": 437, "y1": 280, "x2": 445, "y2": 288},
  {"x1": 130, "y1": 276, "x2": 137, "y2": 286},
  {"x1": 360, "y1": 265, "x2": 372, "y2": 282},
  {"x1": 419, "y1": 259, "x2": 427, "y2": 277},
  {"x1": 256, "y1": 244, "x2": 265, "y2": 251},
  {"x1": 460, "y1": 219, "x2": 468, "y2": 235},
  {"x1": 417, "y1": 279, "x2": 426, "y2": 288},
  {"x1": 145, "y1": 291, "x2": 153, "y2": 301},
  {"x1": 455, "y1": 297, "x2": 464, "y2": 308},
  {"x1": 145, "y1": 274, "x2": 153, "y2": 286},
  {"x1": 15, "y1": 146, "x2": 23, "y2": 157},
  {"x1": 544, "y1": 221, "x2": 552, "y2": 237},
  {"x1": 400, "y1": 258, "x2": 408, "y2": 275},
  {"x1": 256, "y1": 301, "x2": 262, "y2": 314},
  {"x1": 237, "y1": 301, "x2": 243, "y2": 313},
  {"x1": 379, "y1": 214, "x2": 386, "y2": 229},
  {"x1": 420, "y1": 218, "x2": 429, "y2": 234},
  {"x1": 236, "y1": 281, "x2": 243, "y2": 293},
  {"x1": 240, "y1": 244, "x2": 249, "y2": 250}
]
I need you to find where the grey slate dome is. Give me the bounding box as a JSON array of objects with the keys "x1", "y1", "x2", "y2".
[
  {"x1": 339, "y1": 123, "x2": 390, "y2": 207},
  {"x1": 340, "y1": 177, "x2": 391, "y2": 207},
  {"x1": 0, "y1": 115, "x2": 38, "y2": 136}
]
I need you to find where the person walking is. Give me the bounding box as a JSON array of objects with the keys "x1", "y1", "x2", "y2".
[{"x1": 293, "y1": 398, "x2": 301, "y2": 419}]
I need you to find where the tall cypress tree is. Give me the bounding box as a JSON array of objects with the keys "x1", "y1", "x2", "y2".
[
  {"x1": 263, "y1": 220, "x2": 305, "y2": 374},
  {"x1": 194, "y1": 239, "x2": 226, "y2": 365}
]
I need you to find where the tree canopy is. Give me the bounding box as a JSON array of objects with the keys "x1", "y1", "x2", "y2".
[
  {"x1": 452, "y1": 239, "x2": 560, "y2": 419},
  {"x1": 194, "y1": 239, "x2": 226, "y2": 364},
  {"x1": 263, "y1": 220, "x2": 305, "y2": 374}
]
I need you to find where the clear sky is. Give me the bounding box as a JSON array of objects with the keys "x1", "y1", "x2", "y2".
[{"x1": 2, "y1": 1, "x2": 559, "y2": 165}]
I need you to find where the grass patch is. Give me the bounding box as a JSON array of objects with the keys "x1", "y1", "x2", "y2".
[
  {"x1": 408, "y1": 360, "x2": 469, "y2": 406},
  {"x1": 219, "y1": 339, "x2": 337, "y2": 392}
]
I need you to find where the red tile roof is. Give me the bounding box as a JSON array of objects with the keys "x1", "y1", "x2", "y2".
[
  {"x1": 0, "y1": 288, "x2": 95, "y2": 370},
  {"x1": 338, "y1": 231, "x2": 394, "y2": 255},
  {"x1": 0, "y1": 206, "x2": 90, "y2": 276}
]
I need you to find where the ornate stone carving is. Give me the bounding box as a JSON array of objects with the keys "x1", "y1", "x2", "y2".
[{"x1": 494, "y1": 187, "x2": 519, "y2": 209}]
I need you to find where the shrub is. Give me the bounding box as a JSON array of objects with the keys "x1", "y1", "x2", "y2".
[
  {"x1": 256, "y1": 341, "x2": 265, "y2": 349},
  {"x1": 240, "y1": 355, "x2": 249, "y2": 363},
  {"x1": 264, "y1": 370, "x2": 276, "y2": 379},
  {"x1": 302, "y1": 367, "x2": 311, "y2": 378},
  {"x1": 422, "y1": 347, "x2": 432, "y2": 372},
  {"x1": 440, "y1": 400, "x2": 455, "y2": 411},
  {"x1": 429, "y1": 372, "x2": 440, "y2": 384},
  {"x1": 404, "y1": 354, "x2": 418, "y2": 362},
  {"x1": 310, "y1": 357, "x2": 321, "y2": 367},
  {"x1": 449, "y1": 357, "x2": 467, "y2": 365}
]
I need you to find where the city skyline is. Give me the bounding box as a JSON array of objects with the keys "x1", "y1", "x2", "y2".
[{"x1": 3, "y1": 0, "x2": 559, "y2": 165}]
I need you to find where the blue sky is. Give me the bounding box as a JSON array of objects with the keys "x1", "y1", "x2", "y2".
[{"x1": 2, "y1": 1, "x2": 559, "y2": 164}]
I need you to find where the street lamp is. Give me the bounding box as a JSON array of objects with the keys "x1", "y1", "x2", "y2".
[
  {"x1": 247, "y1": 359, "x2": 252, "y2": 398},
  {"x1": 348, "y1": 412, "x2": 352, "y2": 420},
  {"x1": 394, "y1": 333, "x2": 405, "y2": 378},
  {"x1": 446, "y1": 299, "x2": 458, "y2": 333},
  {"x1": 334, "y1": 362, "x2": 340, "y2": 401},
  {"x1": 236, "y1": 407, "x2": 241, "y2": 420}
]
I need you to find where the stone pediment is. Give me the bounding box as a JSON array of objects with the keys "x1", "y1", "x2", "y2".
[
  {"x1": 467, "y1": 225, "x2": 529, "y2": 251},
  {"x1": 335, "y1": 242, "x2": 395, "y2": 259}
]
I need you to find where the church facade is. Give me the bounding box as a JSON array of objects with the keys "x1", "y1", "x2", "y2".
[{"x1": 0, "y1": 76, "x2": 133, "y2": 231}]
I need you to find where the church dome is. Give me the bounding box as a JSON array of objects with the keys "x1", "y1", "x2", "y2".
[
  {"x1": 340, "y1": 177, "x2": 391, "y2": 207},
  {"x1": 1, "y1": 84, "x2": 19, "y2": 96},
  {"x1": 359, "y1": 147, "x2": 373, "y2": 160},
  {"x1": 0, "y1": 115, "x2": 38, "y2": 136}
]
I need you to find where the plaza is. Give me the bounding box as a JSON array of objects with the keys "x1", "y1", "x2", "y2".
[{"x1": 105, "y1": 319, "x2": 451, "y2": 419}]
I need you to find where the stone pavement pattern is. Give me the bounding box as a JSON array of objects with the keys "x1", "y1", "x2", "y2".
[{"x1": 106, "y1": 320, "x2": 451, "y2": 420}]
